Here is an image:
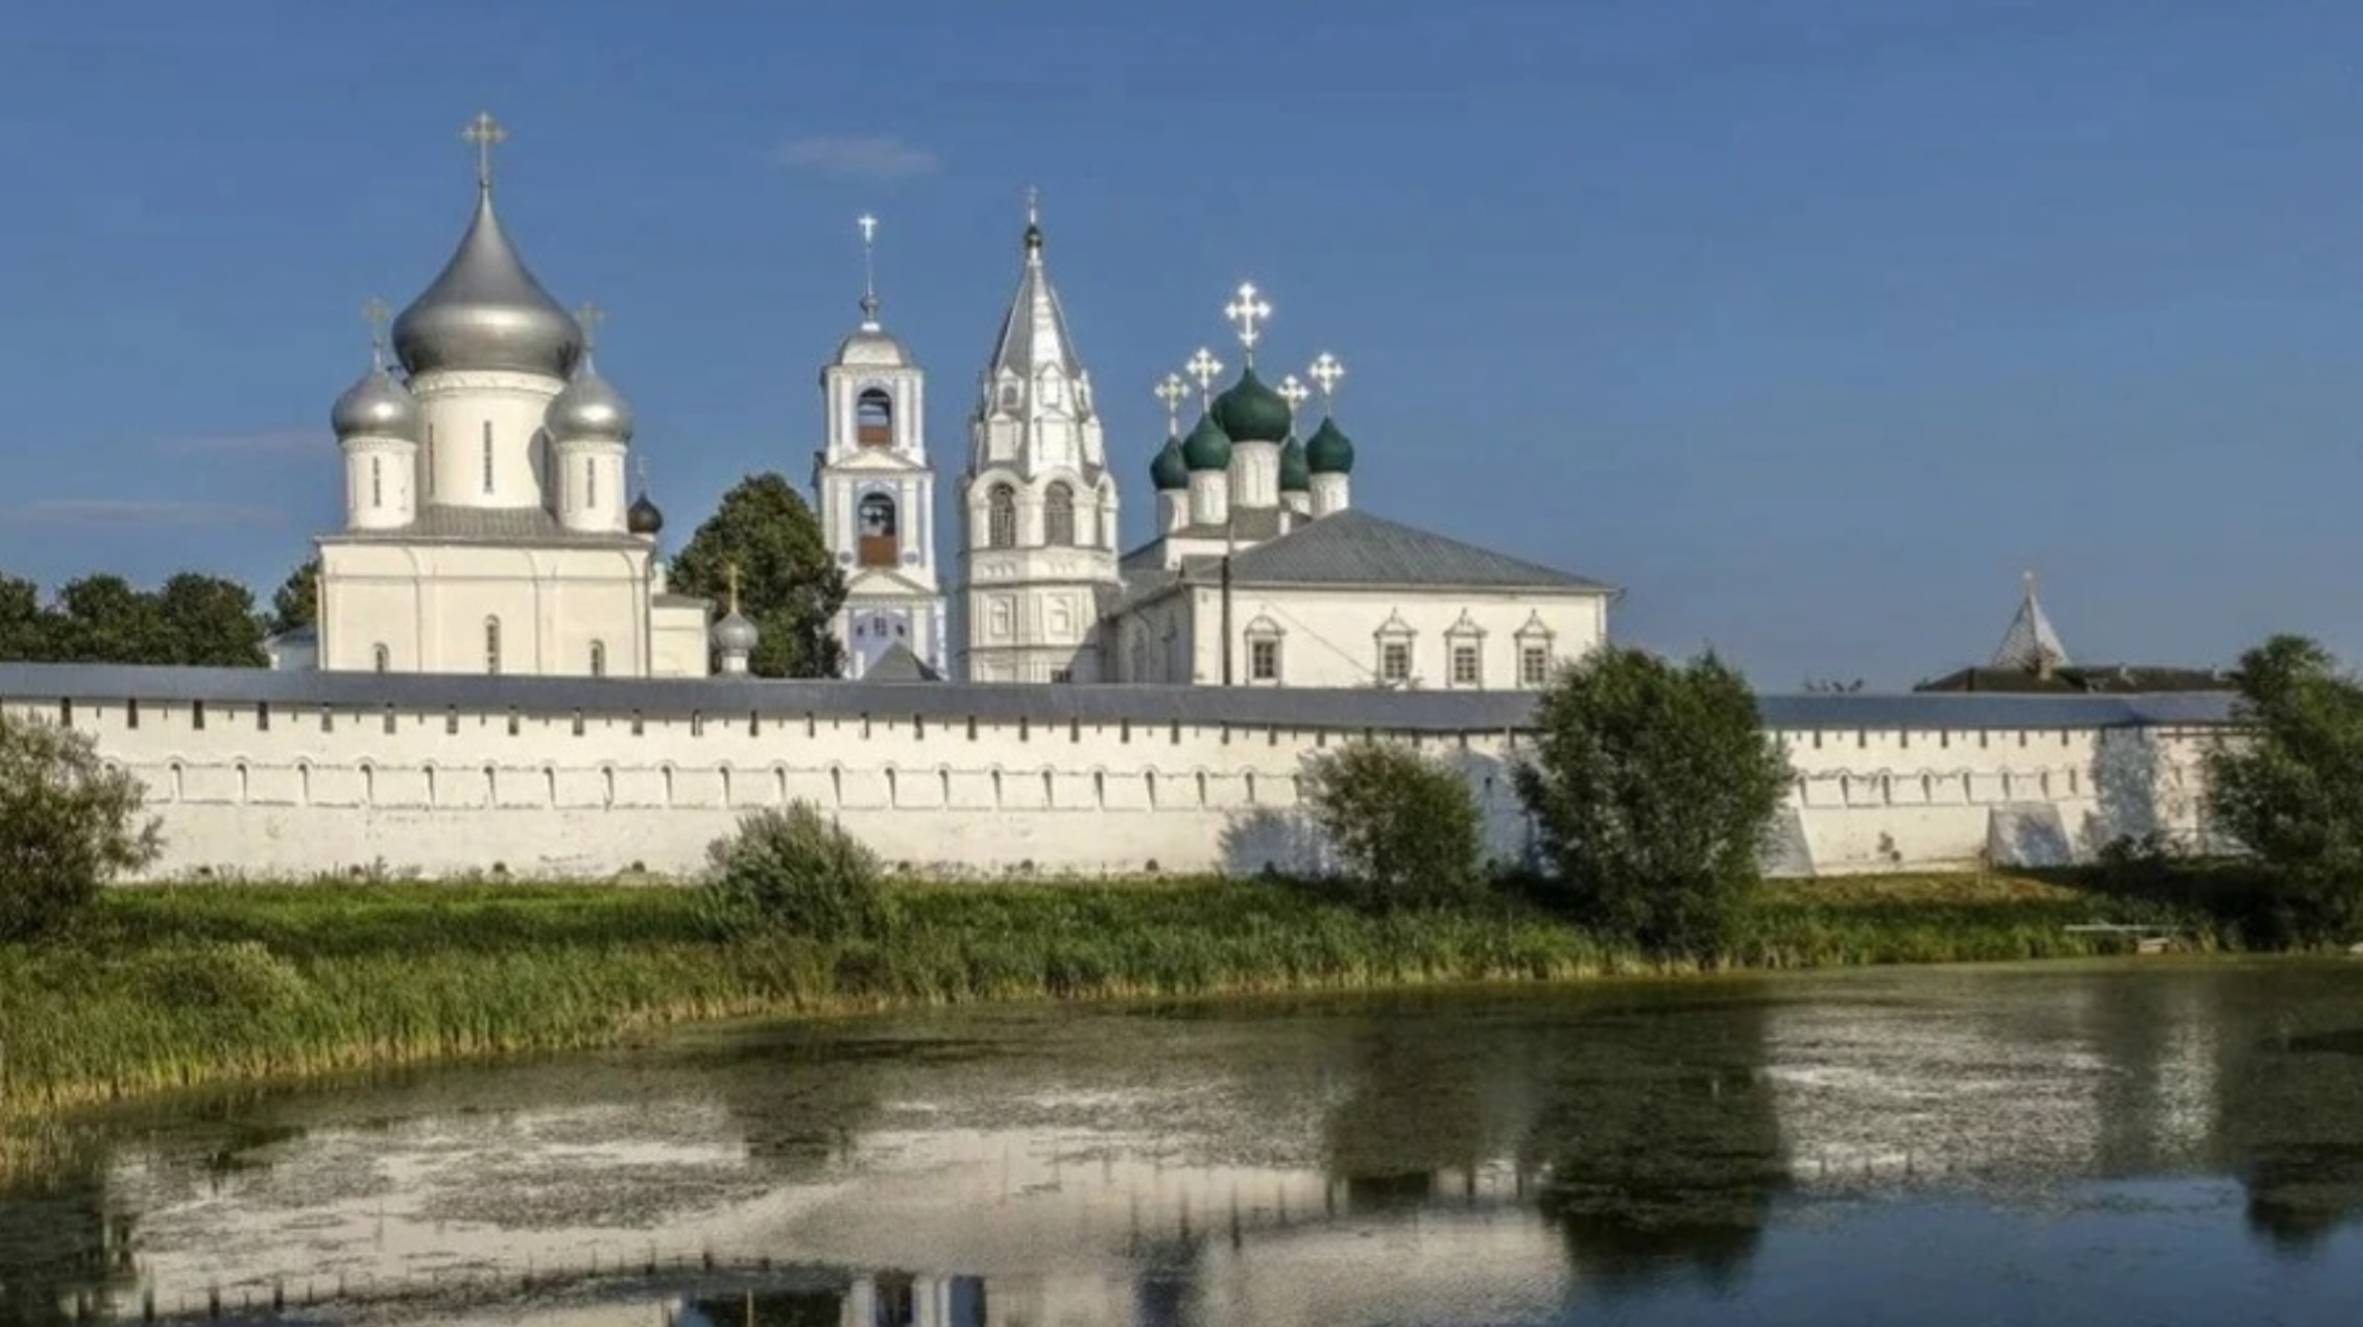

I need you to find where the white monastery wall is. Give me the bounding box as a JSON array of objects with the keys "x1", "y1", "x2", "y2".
[{"x1": 0, "y1": 670, "x2": 2224, "y2": 883}]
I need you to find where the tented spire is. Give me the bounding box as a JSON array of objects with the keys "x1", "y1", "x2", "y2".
[{"x1": 1991, "y1": 571, "x2": 2070, "y2": 674}]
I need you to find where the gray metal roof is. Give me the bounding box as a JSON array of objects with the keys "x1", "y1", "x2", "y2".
[
  {"x1": 0, "y1": 662, "x2": 2236, "y2": 733},
  {"x1": 986, "y1": 235, "x2": 1085, "y2": 384},
  {"x1": 863, "y1": 643, "x2": 942, "y2": 683},
  {"x1": 325, "y1": 505, "x2": 646, "y2": 548},
  {"x1": 1176, "y1": 509, "x2": 1610, "y2": 592}
]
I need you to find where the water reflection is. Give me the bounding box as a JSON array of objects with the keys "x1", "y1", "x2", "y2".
[{"x1": 6, "y1": 961, "x2": 2363, "y2": 1324}]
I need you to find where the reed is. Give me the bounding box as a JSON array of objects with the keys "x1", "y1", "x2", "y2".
[{"x1": 0, "y1": 872, "x2": 2213, "y2": 1133}]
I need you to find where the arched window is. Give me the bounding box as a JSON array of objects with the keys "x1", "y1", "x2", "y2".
[
  {"x1": 585, "y1": 457, "x2": 597, "y2": 508},
  {"x1": 1044, "y1": 482, "x2": 1075, "y2": 546},
  {"x1": 858, "y1": 492, "x2": 900, "y2": 567},
  {"x1": 589, "y1": 641, "x2": 606, "y2": 678},
  {"x1": 987, "y1": 483, "x2": 1017, "y2": 550},
  {"x1": 372, "y1": 644, "x2": 390, "y2": 673},
  {"x1": 481, "y1": 421, "x2": 495, "y2": 495},
  {"x1": 370, "y1": 456, "x2": 383, "y2": 508},
  {"x1": 485, "y1": 617, "x2": 502, "y2": 675},
  {"x1": 856, "y1": 388, "x2": 894, "y2": 446}
]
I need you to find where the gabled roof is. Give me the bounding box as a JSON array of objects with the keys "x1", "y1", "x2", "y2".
[
  {"x1": 1219, "y1": 509, "x2": 1608, "y2": 591},
  {"x1": 863, "y1": 642, "x2": 942, "y2": 683}
]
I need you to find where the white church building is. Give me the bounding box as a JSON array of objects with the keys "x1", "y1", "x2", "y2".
[{"x1": 314, "y1": 116, "x2": 711, "y2": 681}]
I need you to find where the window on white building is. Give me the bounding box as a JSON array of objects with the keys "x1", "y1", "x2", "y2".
[
  {"x1": 987, "y1": 484, "x2": 1017, "y2": 550},
  {"x1": 370, "y1": 456, "x2": 383, "y2": 508},
  {"x1": 590, "y1": 641, "x2": 606, "y2": 678},
  {"x1": 856, "y1": 388, "x2": 894, "y2": 447},
  {"x1": 481, "y1": 422, "x2": 494, "y2": 494},
  {"x1": 1452, "y1": 644, "x2": 1481, "y2": 687},
  {"x1": 1380, "y1": 641, "x2": 1411, "y2": 684},
  {"x1": 586, "y1": 457, "x2": 596, "y2": 508},
  {"x1": 1044, "y1": 482, "x2": 1076, "y2": 546},
  {"x1": 372, "y1": 644, "x2": 390, "y2": 673},
  {"x1": 425, "y1": 423, "x2": 435, "y2": 498},
  {"x1": 1250, "y1": 638, "x2": 1281, "y2": 682},
  {"x1": 485, "y1": 617, "x2": 502, "y2": 675},
  {"x1": 1520, "y1": 645, "x2": 1550, "y2": 687}
]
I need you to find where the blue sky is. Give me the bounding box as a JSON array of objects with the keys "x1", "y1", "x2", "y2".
[{"x1": 1, "y1": 0, "x2": 2357, "y2": 687}]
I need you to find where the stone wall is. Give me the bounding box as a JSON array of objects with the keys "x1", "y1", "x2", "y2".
[{"x1": 0, "y1": 666, "x2": 2228, "y2": 882}]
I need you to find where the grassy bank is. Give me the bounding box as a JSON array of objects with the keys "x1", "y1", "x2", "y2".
[{"x1": 0, "y1": 872, "x2": 2206, "y2": 1128}]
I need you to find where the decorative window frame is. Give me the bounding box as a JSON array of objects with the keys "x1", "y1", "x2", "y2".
[
  {"x1": 1244, "y1": 614, "x2": 1285, "y2": 686},
  {"x1": 1374, "y1": 610, "x2": 1417, "y2": 688},
  {"x1": 1514, "y1": 611, "x2": 1556, "y2": 689},
  {"x1": 1444, "y1": 610, "x2": 1487, "y2": 689}
]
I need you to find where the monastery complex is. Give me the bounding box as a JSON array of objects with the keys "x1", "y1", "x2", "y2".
[{"x1": 0, "y1": 116, "x2": 2236, "y2": 880}]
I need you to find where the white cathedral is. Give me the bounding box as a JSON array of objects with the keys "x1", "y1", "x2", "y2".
[{"x1": 304, "y1": 117, "x2": 1609, "y2": 690}]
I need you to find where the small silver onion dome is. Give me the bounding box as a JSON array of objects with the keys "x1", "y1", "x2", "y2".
[
  {"x1": 713, "y1": 610, "x2": 759, "y2": 654},
  {"x1": 330, "y1": 358, "x2": 421, "y2": 441},
  {"x1": 626, "y1": 492, "x2": 664, "y2": 536},
  {"x1": 544, "y1": 356, "x2": 633, "y2": 442},
  {"x1": 393, "y1": 187, "x2": 582, "y2": 378}
]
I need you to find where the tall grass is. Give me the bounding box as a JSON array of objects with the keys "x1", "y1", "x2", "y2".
[{"x1": 0, "y1": 873, "x2": 2212, "y2": 1134}]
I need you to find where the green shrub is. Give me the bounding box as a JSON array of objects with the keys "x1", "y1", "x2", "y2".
[
  {"x1": 1301, "y1": 740, "x2": 1487, "y2": 910},
  {"x1": 1515, "y1": 645, "x2": 1791, "y2": 955},
  {"x1": 127, "y1": 940, "x2": 310, "y2": 1011},
  {"x1": 0, "y1": 712, "x2": 160, "y2": 940},
  {"x1": 703, "y1": 803, "x2": 891, "y2": 940}
]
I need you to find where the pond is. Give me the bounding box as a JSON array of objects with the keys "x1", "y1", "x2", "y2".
[{"x1": 7, "y1": 959, "x2": 2363, "y2": 1324}]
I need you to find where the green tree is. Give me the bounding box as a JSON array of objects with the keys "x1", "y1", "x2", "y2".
[
  {"x1": 156, "y1": 572, "x2": 267, "y2": 666},
  {"x1": 1301, "y1": 740, "x2": 1487, "y2": 909},
  {"x1": 268, "y1": 555, "x2": 319, "y2": 635},
  {"x1": 0, "y1": 572, "x2": 48, "y2": 661},
  {"x1": 49, "y1": 574, "x2": 170, "y2": 664},
  {"x1": 671, "y1": 473, "x2": 846, "y2": 678},
  {"x1": 1514, "y1": 645, "x2": 1792, "y2": 954},
  {"x1": 2203, "y1": 635, "x2": 2363, "y2": 938},
  {"x1": 0, "y1": 713, "x2": 161, "y2": 939}
]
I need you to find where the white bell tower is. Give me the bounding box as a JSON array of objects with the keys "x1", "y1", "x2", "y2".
[{"x1": 815, "y1": 215, "x2": 945, "y2": 679}]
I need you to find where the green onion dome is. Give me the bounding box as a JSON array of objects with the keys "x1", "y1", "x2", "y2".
[
  {"x1": 1279, "y1": 435, "x2": 1311, "y2": 492},
  {"x1": 1151, "y1": 435, "x2": 1190, "y2": 490},
  {"x1": 1180, "y1": 412, "x2": 1233, "y2": 471},
  {"x1": 1210, "y1": 366, "x2": 1292, "y2": 444},
  {"x1": 1305, "y1": 415, "x2": 1355, "y2": 474}
]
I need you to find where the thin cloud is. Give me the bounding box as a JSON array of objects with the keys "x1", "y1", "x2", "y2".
[
  {"x1": 11, "y1": 500, "x2": 286, "y2": 528},
  {"x1": 776, "y1": 134, "x2": 940, "y2": 181},
  {"x1": 163, "y1": 428, "x2": 324, "y2": 457}
]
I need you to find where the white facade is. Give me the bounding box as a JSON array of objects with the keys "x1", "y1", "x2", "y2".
[
  {"x1": 1114, "y1": 585, "x2": 1606, "y2": 689},
  {"x1": 957, "y1": 213, "x2": 1122, "y2": 683},
  {"x1": 0, "y1": 667, "x2": 2227, "y2": 881},
  {"x1": 814, "y1": 298, "x2": 946, "y2": 679}
]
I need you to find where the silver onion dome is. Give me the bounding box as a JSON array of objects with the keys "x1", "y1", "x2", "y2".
[
  {"x1": 330, "y1": 358, "x2": 421, "y2": 441},
  {"x1": 544, "y1": 356, "x2": 633, "y2": 442},
  {"x1": 392, "y1": 187, "x2": 582, "y2": 379},
  {"x1": 713, "y1": 610, "x2": 759, "y2": 654}
]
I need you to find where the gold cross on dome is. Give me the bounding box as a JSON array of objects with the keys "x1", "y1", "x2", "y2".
[
  {"x1": 1308, "y1": 351, "x2": 1346, "y2": 406},
  {"x1": 462, "y1": 112, "x2": 507, "y2": 190},
  {"x1": 1185, "y1": 347, "x2": 1224, "y2": 407},
  {"x1": 1277, "y1": 374, "x2": 1310, "y2": 413},
  {"x1": 1224, "y1": 282, "x2": 1272, "y2": 359},
  {"x1": 1153, "y1": 373, "x2": 1189, "y2": 433},
  {"x1": 574, "y1": 301, "x2": 605, "y2": 352}
]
